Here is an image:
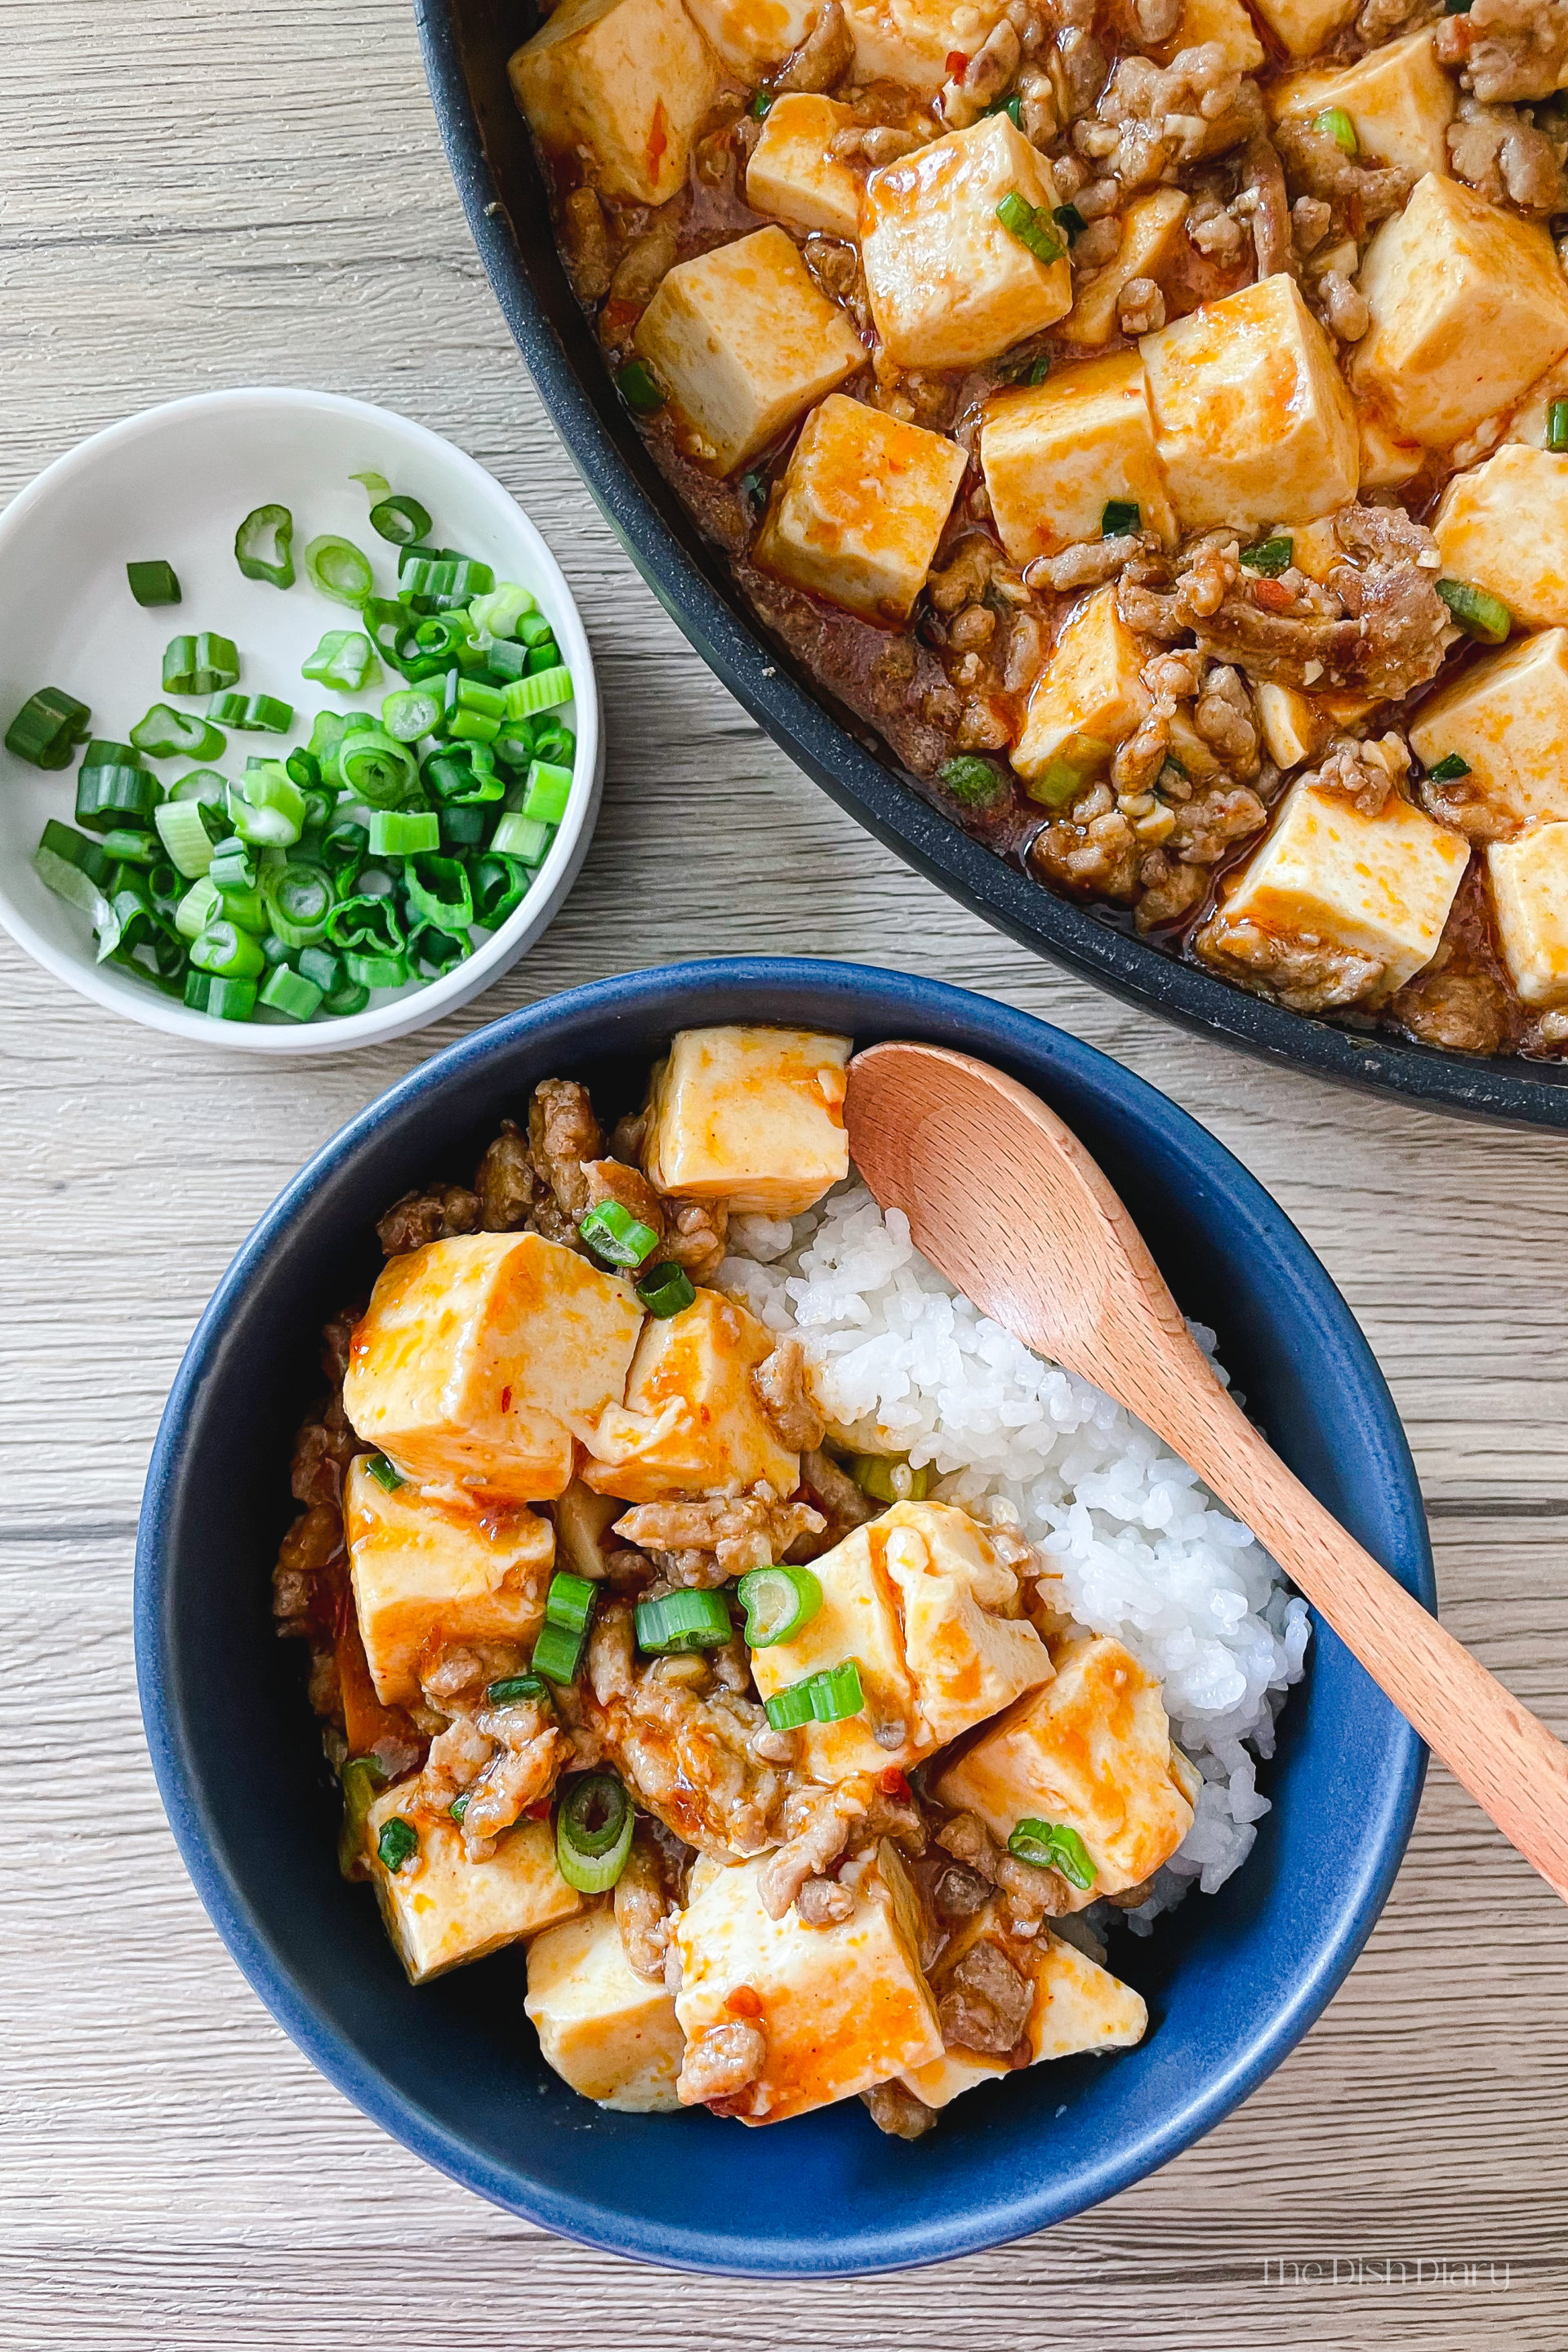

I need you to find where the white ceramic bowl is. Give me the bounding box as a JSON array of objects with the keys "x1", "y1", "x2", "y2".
[{"x1": 0, "y1": 387, "x2": 601, "y2": 1054}]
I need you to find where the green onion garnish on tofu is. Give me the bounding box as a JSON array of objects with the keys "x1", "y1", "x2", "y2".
[
  {"x1": 6, "y1": 686, "x2": 91, "y2": 769},
  {"x1": 546, "y1": 1571, "x2": 599, "y2": 1637},
  {"x1": 487, "y1": 1673, "x2": 548, "y2": 1704},
  {"x1": 737, "y1": 1566, "x2": 822, "y2": 1649},
  {"x1": 1437, "y1": 577, "x2": 1511, "y2": 644},
  {"x1": 448, "y1": 1794, "x2": 469, "y2": 1823},
  {"x1": 377, "y1": 1817, "x2": 420, "y2": 1873},
  {"x1": 764, "y1": 1659, "x2": 866, "y2": 1731},
  {"x1": 1427, "y1": 752, "x2": 1472, "y2": 782},
  {"x1": 1240, "y1": 535, "x2": 1294, "y2": 577},
  {"x1": 127, "y1": 559, "x2": 181, "y2": 607},
  {"x1": 617, "y1": 357, "x2": 668, "y2": 416},
  {"x1": 234, "y1": 503, "x2": 296, "y2": 587},
  {"x1": 1053, "y1": 203, "x2": 1087, "y2": 241},
  {"x1": 1101, "y1": 499, "x2": 1141, "y2": 539},
  {"x1": 1028, "y1": 354, "x2": 1052, "y2": 385},
  {"x1": 555, "y1": 1774, "x2": 635, "y2": 1893},
  {"x1": 1312, "y1": 105, "x2": 1357, "y2": 153},
  {"x1": 996, "y1": 190, "x2": 1064, "y2": 265},
  {"x1": 163, "y1": 632, "x2": 240, "y2": 695},
  {"x1": 635, "y1": 1261, "x2": 697, "y2": 1318},
  {"x1": 939, "y1": 754, "x2": 1009, "y2": 811},
  {"x1": 336, "y1": 1756, "x2": 388, "y2": 1878},
  {"x1": 578, "y1": 1197, "x2": 660, "y2": 1268},
  {"x1": 750, "y1": 86, "x2": 773, "y2": 116},
  {"x1": 1009, "y1": 1817, "x2": 1096, "y2": 1888},
  {"x1": 635, "y1": 1589, "x2": 734, "y2": 1654},
  {"x1": 532, "y1": 1620, "x2": 587, "y2": 1685},
  {"x1": 1549, "y1": 399, "x2": 1568, "y2": 453}
]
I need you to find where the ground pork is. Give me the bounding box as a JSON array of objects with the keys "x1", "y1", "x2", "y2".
[
  {"x1": 1029, "y1": 781, "x2": 1141, "y2": 901},
  {"x1": 615, "y1": 1827, "x2": 675, "y2": 1981},
  {"x1": 1193, "y1": 911, "x2": 1388, "y2": 1011},
  {"x1": 752, "y1": 1335, "x2": 826, "y2": 1450},
  {"x1": 1273, "y1": 114, "x2": 1411, "y2": 220},
  {"x1": 1446, "y1": 93, "x2": 1568, "y2": 209},
  {"x1": 474, "y1": 1119, "x2": 535, "y2": 1231},
  {"x1": 776, "y1": 0, "x2": 853, "y2": 88},
  {"x1": 1437, "y1": 0, "x2": 1568, "y2": 103},
  {"x1": 529, "y1": 1078, "x2": 600, "y2": 1218},
  {"x1": 677, "y1": 2020, "x2": 768, "y2": 2105},
  {"x1": 939, "y1": 1938, "x2": 1035, "y2": 2055},
  {"x1": 612, "y1": 1491, "x2": 826, "y2": 1584},
  {"x1": 376, "y1": 1183, "x2": 480, "y2": 1257}
]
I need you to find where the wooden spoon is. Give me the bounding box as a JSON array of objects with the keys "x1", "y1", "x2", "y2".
[{"x1": 845, "y1": 1038, "x2": 1568, "y2": 1905}]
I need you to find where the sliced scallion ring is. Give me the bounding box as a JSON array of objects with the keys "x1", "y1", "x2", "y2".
[
  {"x1": 304, "y1": 533, "x2": 375, "y2": 608},
  {"x1": 261, "y1": 860, "x2": 335, "y2": 947},
  {"x1": 737, "y1": 1566, "x2": 822, "y2": 1649},
  {"x1": 555, "y1": 1774, "x2": 634, "y2": 1893},
  {"x1": 635, "y1": 1589, "x2": 733, "y2": 1655},
  {"x1": 234, "y1": 504, "x2": 295, "y2": 589},
  {"x1": 1008, "y1": 1817, "x2": 1097, "y2": 1889},
  {"x1": 369, "y1": 493, "x2": 433, "y2": 546},
  {"x1": 764, "y1": 1658, "x2": 866, "y2": 1732}
]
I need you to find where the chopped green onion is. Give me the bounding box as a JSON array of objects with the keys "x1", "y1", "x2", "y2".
[
  {"x1": 326, "y1": 889, "x2": 405, "y2": 959},
  {"x1": 261, "y1": 860, "x2": 335, "y2": 947},
  {"x1": 336, "y1": 1754, "x2": 388, "y2": 1878},
  {"x1": 234, "y1": 504, "x2": 295, "y2": 589},
  {"x1": 982, "y1": 92, "x2": 1022, "y2": 127},
  {"x1": 1312, "y1": 105, "x2": 1357, "y2": 153},
  {"x1": 296, "y1": 943, "x2": 341, "y2": 995},
  {"x1": 185, "y1": 970, "x2": 257, "y2": 1020},
  {"x1": 322, "y1": 978, "x2": 370, "y2": 1016},
  {"x1": 190, "y1": 920, "x2": 266, "y2": 981},
  {"x1": 533, "y1": 720, "x2": 576, "y2": 769},
  {"x1": 38, "y1": 818, "x2": 111, "y2": 887},
  {"x1": 131, "y1": 704, "x2": 226, "y2": 763},
  {"x1": 635, "y1": 1589, "x2": 733, "y2": 1655},
  {"x1": 381, "y1": 685, "x2": 443, "y2": 742},
  {"x1": 260, "y1": 964, "x2": 324, "y2": 1020},
  {"x1": 367, "y1": 809, "x2": 440, "y2": 857},
  {"x1": 207, "y1": 835, "x2": 256, "y2": 894},
  {"x1": 1053, "y1": 202, "x2": 1087, "y2": 240},
  {"x1": 368, "y1": 493, "x2": 433, "y2": 546},
  {"x1": 399, "y1": 552, "x2": 495, "y2": 607},
  {"x1": 76, "y1": 763, "x2": 161, "y2": 835},
  {"x1": 1548, "y1": 399, "x2": 1568, "y2": 454},
  {"x1": 228, "y1": 763, "x2": 306, "y2": 848},
  {"x1": 764, "y1": 1659, "x2": 865, "y2": 1731},
  {"x1": 345, "y1": 948, "x2": 408, "y2": 991},
  {"x1": 1240, "y1": 535, "x2": 1294, "y2": 577},
  {"x1": 408, "y1": 921, "x2": 470, "y2": 977},
  {"x1": 525, "y1": 642, "x2": 562, "y2": 675},
  {"x1": 617, "y1": 359, "x2": 666, "y2": 414},
  {"x1": 171, "y1": 767, "x2": 229, "y2": 808},
  {"x1": 101, "y1": 827, "x2": 162, "y2": 866},
  {"x1": 127, "y1": 559, "x2": 181, "y2": 607},
  {"x1": 1437, "y1": 577, "x2": 1511, "y2": 644},
  {"x1": 995, "y1": 189, "x2": 1063, "y2": 265},
  {"x1": 546, "y1": 1570, "x2": 599, "y2": 1637},
  {"x1": 635, "y1": 1261, "x2": 696, "y2": 1317},
  {"x1": 33, "y1": 836, "x2": 115, "y2": 940},
  {"x1": 1028, "y1": 355, "x2": 1052, "y2": 385},
  {"x1": 163, "y1": 632, "x2": 240, "y2": 695},
  {"x1": 555, "y1": 1773, "x2": 635, "y2": 1893},
  {"x1": 174, "y1": 876, "x2": 222, "y2": 941},
  {"x1": 469, "y1": 583, "x2": 538, "y2": 639},
  {"x1": 457, "y1": 675, "x2": 507, "y2": 722},
  {"x1": 332, "y1": 726, "x2": 418, "y2": 808},
  {"x1": 304, "y1": 533, "x2": 374, "y2": 608},
  {"x1": 501, "y1": 666, "x2": 573, "y2": 721},
  {"x1": 1101, "y1": 499, "x2": 1141, "y2": 538},
  {"x1": 939, "y1": 754, "x2": 1008, "y2": 811},
  {"x1": 751, "y1": 85, "x2": 773, "y2": 116},
  {"x1": 578, "y1": 1197, "x2": 659, "y2": 1267},
  {"x1": 532, "y1": 1619, "x2": 587, "y2": 1685},
  {"x1": 287, "y1": 746, "x2": 323, "y2": 792},
  {"x1": 521, "y1": 757, "x2": 572, "y2": 823},
  {"x1": 207, "y1": 691, "x2": 293, "y2": 733},
  {"x1": 1444, "y1": 0, "x2": 1471, "y2": 16},
  {"x1": 80, "y1": 737, "x2": 140, "y2": 771},
  {"x1": 154, "y1": 796, "x2": 221, "y2": 877},
  {"x1": 376, "y1": 1816, "x2": 420, "y2": 1873},
  {"x1": 7, "y1": 686, "x2": 91, "y2": 770},
  {"x1": 1427, "y1": 751, "x2": 1472, "y2": 782},
  {"x1": 487, "y1": 1673, "x2": 547, "y2": 1703},
  {"x1": 472, "y1": 851, "x2": 530, "y2": 929},
  {"x1": 303, "y1": 629, "x2": 381, "y2": 693},
  {"x1": 849, "y1": 1452, "x2": 930, "y2": 1503},
  {"x1": 488, "y1": 811, "x2": 550, "y2": 862},
  {"x1": 1008, "y1": 1816, "x2": 1096, "y2": 1889},
  {"x1": 439, "y1": 803, "x2": 488, "y2": 849},
  {"x1": 737, "y1": 1566, "x2": 822, "y2": 1648},
  {"x1": 515, "y1": 610, "x2": 557, "y2": 649},
  {"x1": 366, "y1": 1451, "x2": 405, "y2": 1492},
  {"x1": 403, "y1": 851, "x2": 474, "y2": 934}
]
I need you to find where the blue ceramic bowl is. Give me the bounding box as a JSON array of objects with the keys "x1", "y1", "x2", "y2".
[{"x1": 136, "y1": 959, "x2": 1431, "y2": 2276}]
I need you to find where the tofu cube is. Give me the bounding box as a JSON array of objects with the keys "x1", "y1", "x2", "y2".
[
  {"x1": 1011, "y1": 582, "x2": 1151, "y2": 796},
  {"x1": 344, "y1": 1454, "x2": 555, "y2": 1707},
  {"x1": 509, "y1": 0, "x2": 719, "y2": 205},
  {"x1": 1269, "y1": 30, "x2": 1454, "y2": 176},
  {"x1": 899, "y1": 1909, "x2": 1147, "y2": 2109},
  {"x1": 931, "y1": 1635, "x2": 1200, "y2": 1906},
  {"x1": 1196, "y1": 773, "x2": 1468, "y2": 994},
  {"x1": 525, "y1": 1904, "x2": 685, "y2": 2110},
  {"x1": 1352, "y1": 175, "x2": 1568, "y2": 451},
  {"x1": 1487, "y1": 822, "x2": 1568, "y2": 1007},
  {"x1": 755, "y1": 394, "x2": 967, "y2": 622},
  {"x1": 683, "y1": 0, "x2": 818, "y2": 69},
  {"x1": 861, "y1": 114, "x2": 1072, "y2": 371},
  {"x1": 671, "y1": 1840, "x2": 942, "y2": 2121},
  {"x1": 1502, "y1": 353, "x2": 1568, "y2": 452},
  {"x1": 633, "y1": 227, "x2": 866, "y2": 477},
  {"x1": 981, "y1": 350, "x2": 1177, "y2": 568},
  {"x1": 582, "y1": 1286, "x2": 800, "y2": 1502},
  {"x1": 1433, "y1": 444, "x2": 1568, "y2": 634},
  {"x1": 748, "y1": 1499, "x2": 1052, "y2": 1780},
  {"x1": 1248, "y1": 0, "x2": 1356, "y2": 58},
  {"x1": 1142, "y1": 273, "x2": 1360, "y2": 533},
  {"x1": 1059, "y1": 188, "x2": 1190, "y2": 352},
  {"x1": 745, "y1": 93, "x2": 863, "y2": 240},
  {"x1": 342, "y1": 1233, "x2": 645, "y2": 1503},
  {"x1": 1409, "y1": 627, "x2": 1568, "y2": 838},
  {"x1": 365, "y1": 1795, "x2": 580, "y2": 1984},
  {"x1": 642, "y1": 1022, "x2": 851, "y2": 1214},
  {"x1": 1254, "y1": 681, "x2": 1379, "y2": 770},
  {"x1": 840, "y1": 0, "x2": 1013, "y2": 90},
  {"x1": 1359, "y1": 410, "x2": 1424, "y2": 490},
  {"x1": 1169, "y1": 0, "x2": 1263, "y2": 69}
]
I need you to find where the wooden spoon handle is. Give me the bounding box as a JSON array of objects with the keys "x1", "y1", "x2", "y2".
[{"x1": 1175, "y1": 1365, "x2": 1568, "y2": 1903}]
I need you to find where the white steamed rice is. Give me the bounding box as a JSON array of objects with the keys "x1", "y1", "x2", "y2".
[{"x1": 721, "y1": 1182, "x2": 1310, "y2": 1931}]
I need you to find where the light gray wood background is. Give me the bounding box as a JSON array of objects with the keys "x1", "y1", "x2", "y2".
[{"x1": 2, "y1": 0, "x2": 1566, "y2": 2343}]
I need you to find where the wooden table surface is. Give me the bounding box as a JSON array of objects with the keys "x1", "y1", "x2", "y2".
[{"x1": 4, "y1": 2, "x2": 1566, "y2": 2343}]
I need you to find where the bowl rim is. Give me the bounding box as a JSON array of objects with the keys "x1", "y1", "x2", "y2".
[
  {"x1": 135, "y1": 956, "x2": 1432, "y2": 2275},
  {"x1": 0, "y1": 383, "x2": 601, "y2": 1057},
  {"x1": 410, "y1": 0, "x2": 1568, "y2": 1131}
]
